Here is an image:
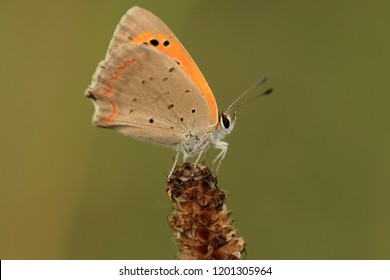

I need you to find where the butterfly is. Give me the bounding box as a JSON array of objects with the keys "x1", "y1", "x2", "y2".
[{"x1": 85, "y1": 6, "x2": 271, "y2": 177}]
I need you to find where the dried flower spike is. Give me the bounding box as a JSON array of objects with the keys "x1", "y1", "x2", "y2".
[{"x1": 166, "y1": 163, "x2": 245, "y2": 260}]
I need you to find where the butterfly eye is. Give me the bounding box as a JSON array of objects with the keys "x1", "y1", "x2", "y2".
[{"x1": 221, "y1": 114, "x2": 230, "y2": 129}]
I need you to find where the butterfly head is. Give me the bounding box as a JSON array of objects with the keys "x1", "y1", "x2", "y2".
[{"x1": 218, "y1": 111, "x2": 236, "y2": 136}]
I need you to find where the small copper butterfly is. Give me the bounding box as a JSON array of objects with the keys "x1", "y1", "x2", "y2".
[{"x1": 85, "y1": 6, "x2": 271, "y2": 177}]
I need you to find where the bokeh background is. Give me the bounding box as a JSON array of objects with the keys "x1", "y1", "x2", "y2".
[{"x1": 1, "y1": 0, "x2": 389, "y2": 259}]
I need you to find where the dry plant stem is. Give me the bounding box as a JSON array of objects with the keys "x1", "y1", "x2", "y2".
[{"x1": 166, "y1": 163, "x2": 245, "y2": 260}]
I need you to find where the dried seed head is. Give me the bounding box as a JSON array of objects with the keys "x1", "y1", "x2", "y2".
[{"x1": 166, "y1": 163, "x2": 245, "y2": 260}]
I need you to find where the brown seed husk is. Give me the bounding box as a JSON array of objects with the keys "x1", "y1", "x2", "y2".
[{"x1": 166, "y1": 163, "x2": 245, "y2": 260}]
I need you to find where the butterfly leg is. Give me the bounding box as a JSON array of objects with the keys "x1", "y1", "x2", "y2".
[
  {"x1": 168, "y1": 148, "x2": 182, "y2": 179},
  {"x1": 195, "y1": 150, "x2": 204, "y2": 165},
  {"x1": 212, "y1": 141, "x2": 228, "y2": 175}
]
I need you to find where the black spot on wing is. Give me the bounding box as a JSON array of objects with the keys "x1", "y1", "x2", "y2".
[
  {"x1": 86, "y1": 91, "x2": 97, "y2": 101},
  {"x1": 149, "y1": 39, "x2": 159, "y2": 46}
]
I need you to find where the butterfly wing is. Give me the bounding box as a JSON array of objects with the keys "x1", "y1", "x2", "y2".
[
  {"x1": 103, "y1": 6, "x2": 218, "y2": 124},
  {"x1": 86, "y1": 43, "x2": 211, "y2": 147}
]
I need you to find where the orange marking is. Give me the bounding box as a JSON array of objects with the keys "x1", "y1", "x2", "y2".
[
  {"x1": 100, "y1": 117, "x2": 111, "y2": 125},
  {"x1": 104, "y1": 100, "x2": 117, "y2": 124},
  {"x1": 99, "y1": 58, "x2": 135, "y2": 123},
  {"x1": 131, "y1": 32, "x2": 218, "y2": 124},
  {"x1": 110, "y1": 72, "x2": 119, "y2": 80},
  {"x1": 101, "y1": 85, "x2": 112, "y2": 96}
]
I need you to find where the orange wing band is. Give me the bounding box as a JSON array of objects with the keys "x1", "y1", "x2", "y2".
[{"x1": 131, "y1": 32, "x2": 218, "y2": 124}]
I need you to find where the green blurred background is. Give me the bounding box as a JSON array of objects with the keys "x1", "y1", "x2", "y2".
[{"x1": 1, "y1": 0, "x2": 389, "y2": 259}]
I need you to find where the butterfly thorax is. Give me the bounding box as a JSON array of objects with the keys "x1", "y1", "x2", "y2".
[{"x1": 180, "y1": 112, "x2": 236, "y2": 160}]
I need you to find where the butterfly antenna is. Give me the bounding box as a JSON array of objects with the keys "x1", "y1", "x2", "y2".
[{"x1": 225, "y1": 76, "x2": 272, "y2": 114}]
